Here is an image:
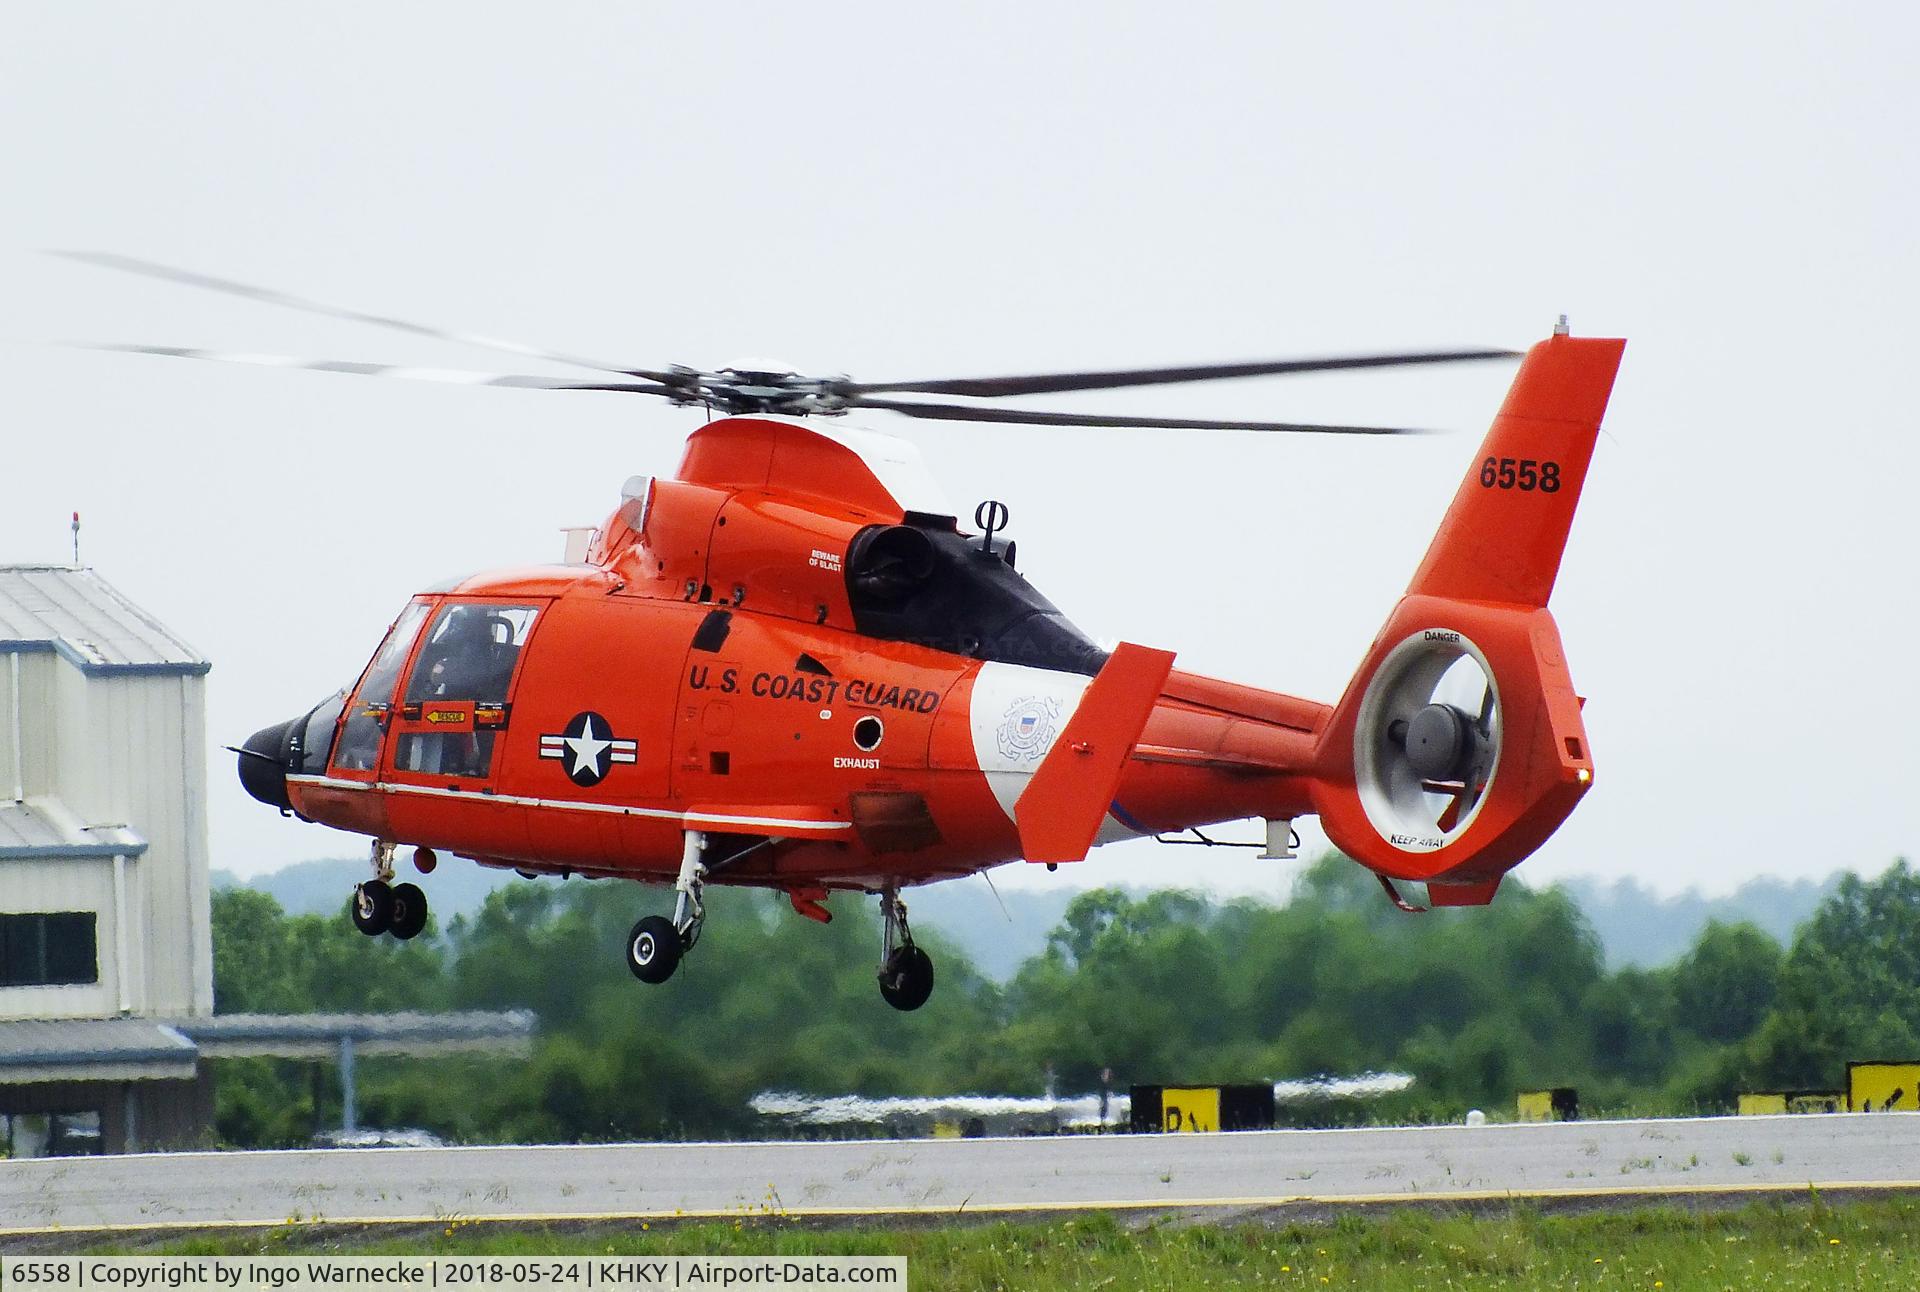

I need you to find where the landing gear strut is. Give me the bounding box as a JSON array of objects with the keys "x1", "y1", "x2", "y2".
[
  {"x1": 351, "y1": 841, "x2": 429, "y2": 940},
  {"x1": 877, "y1": 882, "x2": 934, "y2": 1011},
  {"x1": 627, "y1": 830, "x2": 708, "y2": 984}
]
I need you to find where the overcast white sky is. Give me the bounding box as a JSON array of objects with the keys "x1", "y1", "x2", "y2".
[{"x1": 1, "y1": 4, "x2": 1913, "y2": 897}]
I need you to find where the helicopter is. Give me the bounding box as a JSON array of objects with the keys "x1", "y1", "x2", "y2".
[{"x1": 61, "y1": 252, "x2": 1623, "y2": 1010}]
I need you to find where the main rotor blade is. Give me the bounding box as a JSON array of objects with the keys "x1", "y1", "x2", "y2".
[
  {"x1": 50, "y1": 250, "x2": 673, "y2": 381},
  {"x1": 844, "y1": 348, "x2": 1518, "y2": 400},
  {"x1": 847, "y1": 395, "x2": 1431, "y2": 435},
  {"x1": 66, "y1": 342, "x2": 676, "y2": 394}
]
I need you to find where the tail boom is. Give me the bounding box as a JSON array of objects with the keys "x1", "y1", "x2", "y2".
[{"x1": 962, "y1": 333, "x2": 1620, "y2": 894}]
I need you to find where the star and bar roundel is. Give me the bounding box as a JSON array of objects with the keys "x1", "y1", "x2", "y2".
[{"x1": 538, "y1": 711, "x2": 638, "y2": 787}]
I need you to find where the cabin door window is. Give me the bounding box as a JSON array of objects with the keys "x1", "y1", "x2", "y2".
[{"x1": 391, "y1": 603, "x2": 540, "y2": 779}]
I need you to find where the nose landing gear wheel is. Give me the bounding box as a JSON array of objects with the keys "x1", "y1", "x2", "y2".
[
  {"x1": 351, "y1": 879, "x2": 393, "y2": 935},
  {"x1": 627, "y1": 914, "x2": 684, "y2": 984},
  {"x1": 878, "y1": 945, "x2": 934, "y2": 1011},
  {"x1": 388, "y1": 882, "x2": 429, "y2": 940}
]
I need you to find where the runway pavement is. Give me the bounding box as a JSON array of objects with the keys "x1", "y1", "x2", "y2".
[{"x1": 4, "y1": 1112, "x2": 1920, "y2": 1234}]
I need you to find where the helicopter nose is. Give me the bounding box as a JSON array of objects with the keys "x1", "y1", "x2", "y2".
[{"x1": 235, "y1": 716, "x2": 298, "y2": 810}]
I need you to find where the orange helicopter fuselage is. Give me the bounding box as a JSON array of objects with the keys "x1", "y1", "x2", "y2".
[
  {"x1": 251, "y1": 332, "x2": 1621, "y2": 909},
  {"x1": 276, "y1": 416, "x2": 1323, "y2": 897}
]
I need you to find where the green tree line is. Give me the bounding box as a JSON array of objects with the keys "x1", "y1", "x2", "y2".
[{"x1": 207, "y1": 855, "x2": 1920, "y2": 1145}]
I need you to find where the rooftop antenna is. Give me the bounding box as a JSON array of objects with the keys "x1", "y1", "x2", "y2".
[{"x1": 70, "y1": 511, "x2": 81, "y2": 567}]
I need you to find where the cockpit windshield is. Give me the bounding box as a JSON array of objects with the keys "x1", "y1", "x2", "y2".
[{"x1": 332, "y1": 601, "x2": 432, "y2": 772}]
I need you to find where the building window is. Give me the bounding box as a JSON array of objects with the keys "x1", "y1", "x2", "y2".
[
  {"x1": 0, "y1": 912, "x2": 99, "y2": 987},
  {"x1": 2, "y1": 1110, "x2": 103, "y2": 1157}
]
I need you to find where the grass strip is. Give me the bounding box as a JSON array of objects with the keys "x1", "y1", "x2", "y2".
[{"x1": 37, "y1": 1192, "x2": 1920, "y2": 1290}]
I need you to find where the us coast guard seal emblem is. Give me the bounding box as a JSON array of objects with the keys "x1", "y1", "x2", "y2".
[{"x1": 996, "y1": 695, "x2": 1062, "y2": 763}]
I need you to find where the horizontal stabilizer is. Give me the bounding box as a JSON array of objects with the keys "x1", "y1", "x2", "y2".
[
  {"x1": 1015, "y1": 643, "x2": 1176, "y2": 864},
  {"x1": 1427, "y1": 877, "x2": 1502, "y2": 907}
]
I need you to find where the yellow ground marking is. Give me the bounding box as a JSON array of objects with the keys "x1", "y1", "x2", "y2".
[
  {"x1": 1848, "y1": 1062, "x2": 1920, "y2": 1113},
  {"x1": 6, "y1": 1179, "x2": 1920, "y2": 1238}
]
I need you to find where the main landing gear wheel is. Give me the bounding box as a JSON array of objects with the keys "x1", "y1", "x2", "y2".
[
  {"x1": 627, "y1": 915, "x2": 683, "y2": 984},
  {"x1": 388, "y1": 882, "x2": 429, "y2": 940},
  {"x1": 876, "y1": 883, "x2": 935, "y2": 1011},
  {"x1": 625, "y1": 831, "x2": 710, "y2": 985},
  {"x1": 879, "y1": 945, "x2": 934, "y2": 1011},
  {"x1": 352, "y1": 879, "x2": 393, "y2": 936}
]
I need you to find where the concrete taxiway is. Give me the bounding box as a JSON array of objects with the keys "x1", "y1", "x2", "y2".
[{"x1": 3, "y1": 1112, "x2": 1918, "y2": 1235}]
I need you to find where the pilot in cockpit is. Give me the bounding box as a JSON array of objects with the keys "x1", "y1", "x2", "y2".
[{"x1": 421, "y1": 607, "x2": 516, "y2": 702}]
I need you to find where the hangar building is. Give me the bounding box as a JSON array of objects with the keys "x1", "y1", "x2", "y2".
[
  {"x1": 0, "y1": 564, "x2": 534, "y2": 1158},
  {"x1": 0, "y1": 564, "x2": 214, "y2": 1154}
]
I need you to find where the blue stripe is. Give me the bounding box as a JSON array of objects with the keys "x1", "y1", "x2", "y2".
[
  {"x1": 0, "y1": 843, "x2": 149, "y2": 859},
  {"x1": 0, "y1": 639, "x2": 210, "y2": 677}
]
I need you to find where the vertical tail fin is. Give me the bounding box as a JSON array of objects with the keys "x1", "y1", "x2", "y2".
[
  {"x1": 1407, "y1": 334, "x2": 1625, "y2": 607},
  {"x1": 1310, "y1": 332, "x2": 1624, "y2": 892}
]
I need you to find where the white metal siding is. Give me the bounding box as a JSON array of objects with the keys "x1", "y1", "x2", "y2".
[
  {"x1": 64, "y1": 674, "x2": 211, "y2": 1018},
  {"x1": 3, "y1": 655, "x2": 17, "y2": 798},
  {"x1": 2, "y1": 667, "x2": 212, "y2": 1020},
  {"x1": 176, "y1": 676, "x2": 213, "y2": 1013},
  {"x1": 7, "y1": 653, "x2": 58, "y2": 802},
  {"x1": 0, "y1": 859, "x2": 118, "y2": 1018},
  {"x1": 1, "y1": 568, "x2": 213, "y2": 1024}
]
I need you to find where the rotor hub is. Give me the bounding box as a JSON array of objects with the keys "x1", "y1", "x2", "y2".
[
  {"x1": 662, "y1": 365, "x2": 852, "y2": 417},
  {"x1": 1403, "y1": 703, "x2": 1474, "y2": 781}
]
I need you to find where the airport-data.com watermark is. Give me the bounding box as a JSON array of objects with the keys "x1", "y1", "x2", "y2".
[{"x1": 1, "y1": 1259, "x2": 906, "y2": 1291}]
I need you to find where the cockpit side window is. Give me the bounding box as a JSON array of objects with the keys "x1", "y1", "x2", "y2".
[
  {"x1": 394, "y1": 604, "x2": 539, "y2": 778},
  {"x1": 332, "y1": 602, "x2": 432, "y2": 772}
]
